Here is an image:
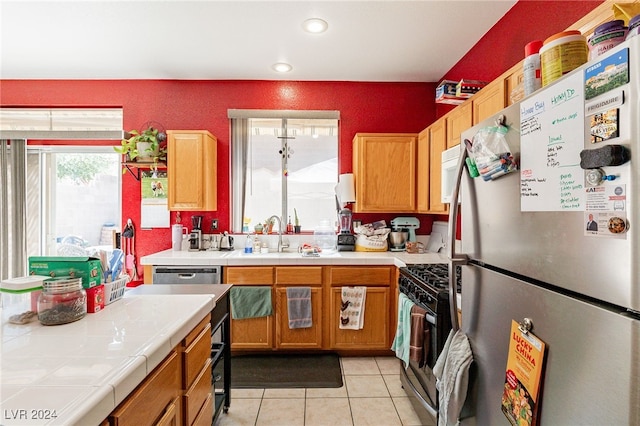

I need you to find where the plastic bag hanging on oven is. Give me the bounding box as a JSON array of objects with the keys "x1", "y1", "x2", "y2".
[{"x1": 465, "y1": 122, "x2": 517, "y2": 181}]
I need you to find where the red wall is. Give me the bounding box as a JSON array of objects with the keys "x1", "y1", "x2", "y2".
[
  {"x1": 436, "y1": 0, "x2": 603, "y2": 118},
  {"x1": 0, "y1": 0, "x2": 605, "y2": 278},
  {"x1": 0, "y1": 79, "x2": 438, "y2": 269}
]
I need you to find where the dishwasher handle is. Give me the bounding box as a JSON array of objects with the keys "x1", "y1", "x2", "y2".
[{"x1": 178, "y1": 273, "x2": 197, "y2": 280}]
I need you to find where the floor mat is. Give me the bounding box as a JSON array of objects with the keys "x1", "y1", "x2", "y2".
[{"x1": 231, "y1": 353, "x2": 343, "y2": 388}]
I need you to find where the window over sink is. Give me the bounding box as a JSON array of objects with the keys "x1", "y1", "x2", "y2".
[{"x1": 229, "y1": 110, "x2": 339, "y2": 234}]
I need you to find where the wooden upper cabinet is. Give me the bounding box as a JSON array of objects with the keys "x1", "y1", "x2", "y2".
[
  {"x1": 428, "y1": 120, "x2": 448, "y2": 214},
  {"x1": 416, "y1": 128, "x2": 430, "y2": 213},
  {"x1": 352, "y1": 133, "x2": 417, "y2": 213},
  {"x1": 446, "y1": 102, "x2": 472, "y2": 149},
  {"x1": 167, "y1": 130, "x2": 217, "y2": 211},
  {"x1": 472, "y1": 79, "x2": 506, "y2": 125}
]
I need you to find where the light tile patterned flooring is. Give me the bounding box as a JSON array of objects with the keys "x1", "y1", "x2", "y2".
[{"x1": 215, "y1": 356, "x2": 430, "y2": 426}]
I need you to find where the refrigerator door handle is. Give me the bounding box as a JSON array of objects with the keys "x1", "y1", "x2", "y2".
[{"x1": 447, "y1": 142, "x2": 469, "y2": 332}]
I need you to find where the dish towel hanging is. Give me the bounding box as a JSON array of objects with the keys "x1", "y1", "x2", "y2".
[
  {"x1": 433, "y1": 329, "x2": 473, "y2": 426},
  {"x1": 286, "y1": 286, "x2": 313, "y2": 329},
  {"x1": 230, "y1": 286, "x2": 273, "y2": 319},
  {"x1": 391, "y1": 292, "x2": 415, "y2": 368},
  {"x1": 410, "y1": 304, "x2": 430, "y2": 367},
  {"x1": 339, "y1": 286, "x2": 366, "y2": 330}
]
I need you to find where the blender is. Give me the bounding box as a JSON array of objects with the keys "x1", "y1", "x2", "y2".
[
  {"x1": 189, "y1": 215, "x2": 203, "y2": 251},
  {"x1": 337, "y1": 208, "x2": 356, "y2": 251}
]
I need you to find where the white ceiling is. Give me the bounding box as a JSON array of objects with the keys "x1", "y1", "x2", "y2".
[{"x1": 0, "y1": 1, "x2": 517, "y2": 82}]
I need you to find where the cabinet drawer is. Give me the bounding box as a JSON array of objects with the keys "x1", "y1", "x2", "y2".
[
  {"x1": 192, "y1": 392, "x2": 214, "y2": 426},
  {"x1": 184, "y1": 358, "x2": 212, "y2": 426},
  {"x1": 225, "y1": 267, "x2": 274, "y2": 284},
  {"x1": 183, "y1": 321, "x2": 212, "y2": 388},
  {"x1": 329, "y1": 266, "x2": 391, "y2": 286},
  {"x1": 184, "y1": 313, "x2": 211, "y2": 348},
  {"x1": 109, "y1": 351, "x2": 180, "y2": 425},
  {"x1": 275, "y1": 267, "x2": 322, "y2": 285}
]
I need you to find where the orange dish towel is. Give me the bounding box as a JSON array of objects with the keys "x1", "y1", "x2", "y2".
[{"x1": 286, "y1": 287, "x2": 312, "y2": 329}]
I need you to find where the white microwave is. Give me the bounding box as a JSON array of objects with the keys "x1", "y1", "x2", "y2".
[{"x1": 441, "y1": 144, "x2": 462, "y2": 204}]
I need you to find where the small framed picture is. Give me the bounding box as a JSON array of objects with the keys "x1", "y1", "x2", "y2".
[{"x1": 589, "y1": 108, "x2": 619, "y2": 143}]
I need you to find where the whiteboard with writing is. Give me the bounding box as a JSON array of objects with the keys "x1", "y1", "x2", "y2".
[{"x1": 520, "y1": 71, "x2": 585, "y2": 211}]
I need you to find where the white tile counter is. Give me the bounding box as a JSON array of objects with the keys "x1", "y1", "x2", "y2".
[
  {"x1": 0, "y1": 292, "x2": 217, "y2": 425},
  {"x1": 141, "y1": 247, "x2": 449, "y2": 267}
]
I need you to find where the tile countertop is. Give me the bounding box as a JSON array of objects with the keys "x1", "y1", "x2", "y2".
[
  {"x1": 140, "y1": 247, "x2": 449, "y2": 267},
  {"x1": 0, "y1": 286, "x2": 230, "y2": 426}
]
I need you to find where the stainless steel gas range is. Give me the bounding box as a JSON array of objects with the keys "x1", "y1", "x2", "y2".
[{"x1": 397, "y1": 263, "x2": 460, "y2": 425}]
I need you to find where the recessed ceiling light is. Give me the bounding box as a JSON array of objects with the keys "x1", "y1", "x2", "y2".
[
  {"x1": 272, "y1": 62, "x2": 292, "y2": 73},
  {"x1": 303, "y1": 18, "x2": 328, "y2": 34}
]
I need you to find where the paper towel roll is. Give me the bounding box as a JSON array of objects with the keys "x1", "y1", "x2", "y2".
[{"x1": 336, "y1": 173, "x2": 355, "y2": 207}]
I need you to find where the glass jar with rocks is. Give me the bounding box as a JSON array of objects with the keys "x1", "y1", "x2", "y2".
[{"x1": 37, "y1": 277, "x2": 87, "y2": 325}]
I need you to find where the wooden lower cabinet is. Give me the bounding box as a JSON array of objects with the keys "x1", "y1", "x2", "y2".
[
  {"x1": 181, "y1": 314, "x2": 213, "y2": 426},
  {"x1": 108, "y1": 351, "x2": 181, "y2": 425},
  {"x1": 275, "y1": 286, "x2": 323, "y2": 349},
  {"x1": 108, "y1": 314, "x2": 213, "y2": 426},
  {"x1": 328, "y1": 286, "x2": 390, "y2": 350},
  {"x1": 225, "y1": 265, "x2": 395, "y2": 353},
  {"x1": 226, "y1": 267, "x2": 275, "y2": 350}
]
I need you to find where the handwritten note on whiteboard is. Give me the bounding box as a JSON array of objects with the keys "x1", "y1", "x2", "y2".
[{"x1": 520, "y1": 71, "x2": 585, "y2": 211}]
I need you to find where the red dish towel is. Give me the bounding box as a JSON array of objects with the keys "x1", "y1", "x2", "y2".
[{"x1": 410, "y1": 305, "x2": 430, "y2": 367}]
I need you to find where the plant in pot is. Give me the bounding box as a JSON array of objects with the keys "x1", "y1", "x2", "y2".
[{"x1": 114, "y1": 126, "x2": 167, "y2": 166}]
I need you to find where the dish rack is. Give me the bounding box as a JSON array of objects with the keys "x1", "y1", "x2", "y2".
[{"x1": 103, "y1": 274, "x2": 129, "y2": 305}]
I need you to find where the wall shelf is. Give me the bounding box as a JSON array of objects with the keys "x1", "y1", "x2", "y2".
[{"x1": 122, "y1": 161, "x2": 166, "y2": 181}]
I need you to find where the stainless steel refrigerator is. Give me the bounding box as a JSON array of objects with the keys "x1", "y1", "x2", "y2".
[{"x1": 449, "y1": 36, "x2": 640, "y2": 425}]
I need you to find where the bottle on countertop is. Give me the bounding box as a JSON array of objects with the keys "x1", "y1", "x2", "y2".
[
  {"x1": 287, "y1": 216, "x2": 294, "y2": 234},
  {"x1": 245, "y1": 234, "x2": 253, "y2": 254},
  {"x1": 523, "y1": 40, "x2": 543, "y2": 97}
]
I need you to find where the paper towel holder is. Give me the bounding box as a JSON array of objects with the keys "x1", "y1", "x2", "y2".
[{"x1": 336, "y1": 173, "x2": 356, "y2": 208}]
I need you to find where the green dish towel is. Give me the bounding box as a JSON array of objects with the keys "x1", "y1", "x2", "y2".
[
  {"x1": 230, "y1": 286, "x2": 273, "y2": 319},
  {"x1": 391, "y1": 292, "x2": 415, "y2": 369}
]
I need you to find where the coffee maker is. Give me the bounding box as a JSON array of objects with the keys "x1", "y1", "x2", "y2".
[
  {"x1": 337, "y1": 208, "x2": 356, "y2": 251},
  {"x1": 189, "y1": 215, "x2": 203, "y2": 251}
]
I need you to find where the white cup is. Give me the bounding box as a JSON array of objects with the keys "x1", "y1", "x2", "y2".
[{"x1": 172, "y1": 224, "x2": 188, "y2": 251}]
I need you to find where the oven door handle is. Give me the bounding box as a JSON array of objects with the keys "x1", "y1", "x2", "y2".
[{"x1": 425, "y1": 313, "x2": 436, "y2": 325}]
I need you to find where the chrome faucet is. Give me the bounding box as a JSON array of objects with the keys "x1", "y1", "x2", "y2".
[{"x1": 268, "y1": 215, "x2": 289, "y2": 252}]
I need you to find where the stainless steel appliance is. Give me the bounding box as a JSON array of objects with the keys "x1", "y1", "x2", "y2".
[
  {"x1": 337, "y1": 208, "x2": 355, "y2": 251},
  {"x1": 152, "y1": 265, "x2": 222, "y2": 284},
  {"x1": 219, "y1": 232, "x2": 234, "y2": 251},
  {"x1": 388, "y1": 231, "x2": 408, "y2": 251},
  {"x1": 189, "y1": 215, "x2": 204, "y2": 251},
  {"x1": 448, "y1": 37, "x2": 640, "y2": 425},
  {"x1": 398, "y1": 264, "x2": 460, "y2": 425}
]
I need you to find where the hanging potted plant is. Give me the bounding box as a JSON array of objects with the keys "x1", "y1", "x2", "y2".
[{"x1": 114, "y1": 126, "x2": 167, "y2": 165}]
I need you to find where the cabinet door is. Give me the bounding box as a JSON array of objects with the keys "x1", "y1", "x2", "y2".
[
  {"x1": 473, "y1": 79, "x2": 506, "y2": 125},
  {"x1": 231, "y1": 314, "x2": 273, "y2": 350},
  {"x1": 226, "y1": 267, "x2": 274, "y2": 350},
  {"x1": 329, "y1": 286, "x2": 390, "y2": 350},
  {"x1": 275, "y1": 286, "x2": 323, "y2": 349},
  {"x1": 416, "y1": 128, "x2": 430, "y2": 213},
  {"x1": 352, "y1": 133, "x2": 417, "y2": 212},
  {"x1": 428, "y1": 120, "x2": 448, "y2": 214},
  {"x1": 167, "y1": 130, "x2": 217, "y2": 211},
  {"x1": 446, "y1": 102, "x2": 472, "y2": 149}
]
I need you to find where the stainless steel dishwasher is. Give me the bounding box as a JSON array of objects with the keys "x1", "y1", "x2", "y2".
[{"x1": 152, "y1": 265, "x2": 222, "y2": 284}]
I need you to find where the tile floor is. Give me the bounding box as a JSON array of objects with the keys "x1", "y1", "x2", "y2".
[{"x1": 214, "y1": 356, "x2": 433, "y2": 426}]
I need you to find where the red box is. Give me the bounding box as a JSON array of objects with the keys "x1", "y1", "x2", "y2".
[{"x1": 86, "y1": 284, "x2": 105, "y2": 313}]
